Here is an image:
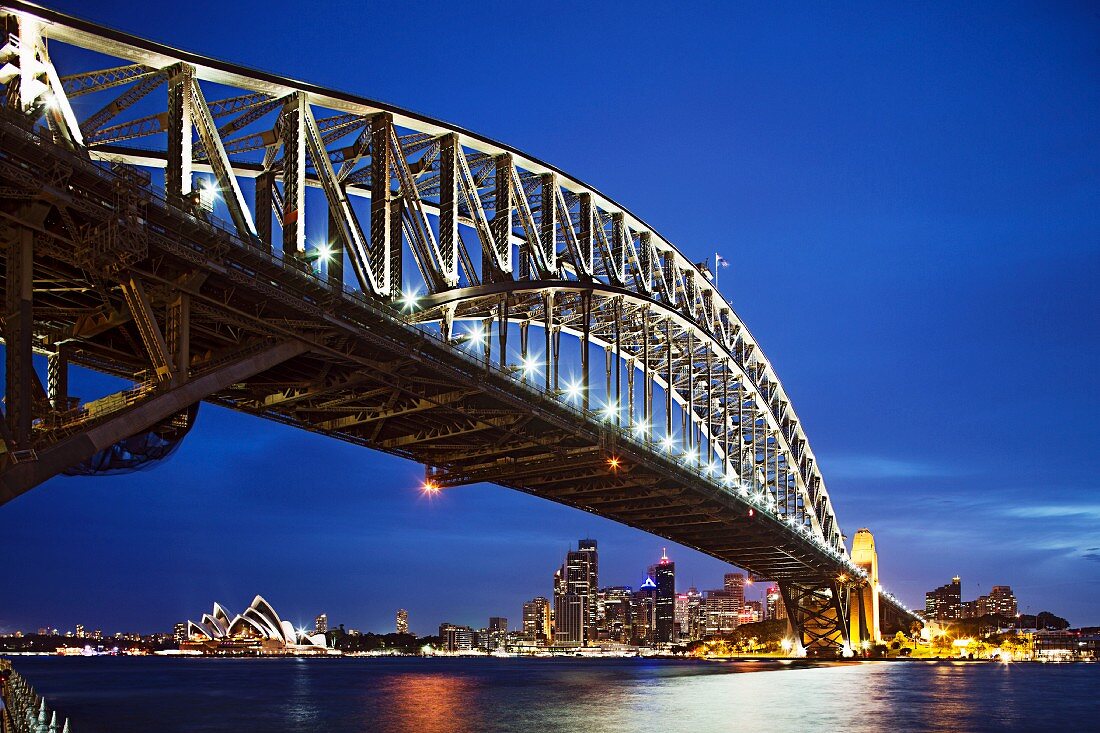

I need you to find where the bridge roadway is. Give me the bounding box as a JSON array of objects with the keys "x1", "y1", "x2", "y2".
[{"x1": 0, "y1": 1, "x2": 919, "y2": 652}]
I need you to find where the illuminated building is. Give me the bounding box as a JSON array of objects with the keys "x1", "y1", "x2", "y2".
[
  {"x1": 75, "y1": 624, "x2": 84, "y2": 638},
  {"x1": 396, "y1": 609, "x2": 409, "y2": 635},
  {"x1": 173, "y1": 622, "x2": 187, "y2": 644},
  {"x1": 632, "y1": 577, "x2": 657, "y2": 643},
  {"x1": 487, "y1": 617, "x2": 508, "y2": 650},
  {"x1": 522, "y1": 597, "x2": 552, "y2": 645},
  {"x1": 554, "y1": 539, "x2": 599, "y2": 646},
  {"x1": 742, "y1": 600, "x2": 762, "y2": 624},
  {"x1": 962, "y1": 585, "x2": 1018, "y2": 618},
  {"x1": 599, "y1": 587, "x2": 634, "y2": 643},
  {"x1": 314, "y1": 613, "x2": 328, "y2": 635},
  {"x1": 925, "y1": 576, "x2": 963, "y2": 620},
  {"x1": 703, "y1": 576, "x2": 744, "y2": 636},
  {"x1": 182, "y1": 596, "x2": 331, "y2": 655},
  {"x1": 439, "y1": 623, "x2": 474, "y2": 652},
  {"x1": 724, "y1": 573, "x2": 746, "y2": 604},
  {"x1": 766, "y1": 585, "x2": 787, "y2": 622},
  {"x1": 649, "y1": 550, "x2": 676, "y2": 643}
]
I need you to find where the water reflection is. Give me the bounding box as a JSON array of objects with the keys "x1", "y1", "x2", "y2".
[{"x1": 8, "y1": 657, "x2": 1097, "y2": 733}]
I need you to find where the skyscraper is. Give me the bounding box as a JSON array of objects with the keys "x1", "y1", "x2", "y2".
[
  {"x1": 925, "y1": 576, "x2": 962, "y2": 620},
  {"x1": 522, "y1": 597, "x2": 552, "y2": 645},
  {"x1": 650, "y1": 549, "x2": 676, "y2": 643},
  {"x1": 766, "y1": 585, "x2": 787, "y2": 622},
  {"x1": 554, "y1": 539, "x2": 599, "y2": 646},
  {"x1": 396, "y1": 609, "x2": 409, "y2": 635},
  {"x1": 600, "y1": 587, "x2": 634, "y2": 643},
  {"x1": 633, "y1": 577, "x2": 657, "y2": 644},
  {"x1": 314, "y1": 613, "x2": 328, "y2": 635},
  {"x1": 487, "y1": 617, "x2": 508, "y2": 650}
]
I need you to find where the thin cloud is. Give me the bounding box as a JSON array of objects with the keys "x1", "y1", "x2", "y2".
[{"x1": 824, "y1": 454, "x2": 959, "y2": 480}]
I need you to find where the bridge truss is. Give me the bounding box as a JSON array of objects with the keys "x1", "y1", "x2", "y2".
[{"x1": 0, "y1": 1, "x2": 919, "y2": 652}]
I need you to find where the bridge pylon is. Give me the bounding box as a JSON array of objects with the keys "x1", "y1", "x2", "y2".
[{"x1": 779, "y1": 581, "x2": 851, "y2": 655}]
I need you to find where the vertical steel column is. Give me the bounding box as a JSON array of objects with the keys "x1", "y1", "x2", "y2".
[
  {"x1": 627, "y1": 359, "x2": 635, "y2": 426},
  {"x1": 370, "y1": 113, "x2": 393, "y2": 295},
  {"x1": 604, "y1": 346, "x2": 612, "y2": 414},
  {"x1": 685, "y1": 331, "x2": 694, "y2": 455},
  {"x1": 613, "y1": 299, "x2": 621, "y2": 425},
  {"x1": 166, "y1": 291, "x2": 190, "y2": 386},
  {"x1": 552, "y1": 325, "x2": 561, "y2": 392},
  {"x1": 4, "y1": 228, "x2": 33, "y2": 448},
  {"x1": 440, "y1": 134, "x2": 459, "y2": 284},
  {"x1": 281, "y1": 94, "x2": 307, "y2": 258},
  {"x1": 721, "y1": 360, "x2": 729, "y2": 475},
  {"x1": 492, "y1": 155, "x2": 513, "y2": 282},
  {"x1": 581, "y1": 292, "x2": 591, "y2": 411},
  {"x1": 497, "y1": 299, "x2": 508, "y2": 370},
  {"x1": 326, "y1": 206, "x2": 344, "y2": 290},
  {"x1": 255, "y1": 170, "x2": 273, "y2": 251},
  {"x1": 642, "y1": 309, "x2": 651, "y2": 432},
  {"x1": 519, "y1": 320, "x2": 529, "y2": 384},
  {"x1": 543, "y1": 291, "x2": 553, "y2": 392},
  {"x1": 166, "y1": 66, "x2": 193, "y2": 206},
  {"x1": 665, "y1": 318, "x2": 673, "y2": 440},
  {"x1": 578, "y1": 193, "x2": 593, "y2": 277},
  {"x1": 389, "y1": 197, "x2": 403, "y2": 297},
  {"x1": 540, "y1": 173, "x2": 556, "y2": 275},
  {"x1": 706, "y1": 351, "x2": 714, "y2": 464},
  {"x1": 47, "y1": 346, "x2": 67, "y2": 411}
]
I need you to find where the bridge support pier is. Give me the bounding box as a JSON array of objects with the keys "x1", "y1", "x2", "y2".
[{"x1": 779, "y1": 581, "x2": 851, "y2": 656}]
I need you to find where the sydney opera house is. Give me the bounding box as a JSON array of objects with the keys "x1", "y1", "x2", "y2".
[{"x1": 181, "y1": 595, "x2": 336, "y2": 655}]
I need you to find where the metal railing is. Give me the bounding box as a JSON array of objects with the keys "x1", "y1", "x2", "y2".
[{"x1": 0, "y1": 659, "x2": 72, "y2": 733}]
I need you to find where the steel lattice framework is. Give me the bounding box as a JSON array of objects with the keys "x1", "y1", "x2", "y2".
[{"x1": 0, "y1": 2, "x2": 920, "y2": 652}]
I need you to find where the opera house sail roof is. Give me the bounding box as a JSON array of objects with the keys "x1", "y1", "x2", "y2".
[{"x1": 185, "y1": 595, "x2": 330, "y2": 653}]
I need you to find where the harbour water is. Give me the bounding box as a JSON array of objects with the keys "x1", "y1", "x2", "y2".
[{"x1": 5, "y1": 656, "x2": 1097, "y2": 733}]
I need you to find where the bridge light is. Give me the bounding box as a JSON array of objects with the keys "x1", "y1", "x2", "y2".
[
  {"x1": 661, "y1": 435, "x2": 676, "y2": 452},
  {"x1": 400, "y1": 287, "x2": 421, "y2": 312},
  {"x1": 563, "y1": 379, "x2": 583, "y2": 403},
  {"x1": 197, "y1": 177, "x2": 220, "y2": 208},
  {"x1": 522, "y1": 355, "x2": 541, "y2": 377},
  {"x1": 632, "y1": 419, "x2": 650, "y2": 439},
  {"x1": 467, "y1": 326, "x2": 486, "y2": 346},
  {"x1": 315, "y1": 243, "x2": 335, "y2": 263},
  {"x1": 780, "y1": 638, "x2": 793, "y2": 653},
  {"x1": 601, "y1": 401, "x2": 618, "y2": 422},
  {"x1": 421, "y1": 480, "x2": 440, "y2": 494},
  {"x1": 607, "y1": 456, "x2": 621, "y2": 471}
]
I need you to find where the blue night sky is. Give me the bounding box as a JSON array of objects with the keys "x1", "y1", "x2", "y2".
[{"x1": 1, "y1": 1, "x2": 1098, "y2": 634}]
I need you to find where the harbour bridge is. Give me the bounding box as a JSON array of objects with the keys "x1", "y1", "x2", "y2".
[{"x1": 0, "y1": 1, "x2": 920, "y2": 653}]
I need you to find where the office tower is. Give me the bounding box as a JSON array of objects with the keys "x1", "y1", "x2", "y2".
[
  {"x1": 633, "y1": 577, "x2": 657, "y2": 643},
  {"x1": 314, "y1": 613, "x2": 328, "y2": 635},
  {"x1": 173, "y1": 622, "x2": 187, "y2": 644},
  {"x1": 523, "y1": 597, "x2": 552, "y2": 645},
  {"x1": 925, "y1": 576, "x2": 962, "y2": 620},
  {"x1": 650, "y1": 549, "x2": 675, "y2": 643},
  {"x1": 600, "y1": 587, "x2": 634, "y2": 643},
  {"x1": 396, "y1": 608, "x2": 409, "y2": 635},
  {"x1": 554, "y1": 539, "x2": 599, "y2": 645}
]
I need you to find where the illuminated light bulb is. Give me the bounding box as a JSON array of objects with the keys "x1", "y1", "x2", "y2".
[
  {"x1": 601, "y1": 401, "x2": 618, "y2": 422},
  {"x1": 522, "y1": 355, "x2": 541, "y2": 377},
  {"x1": 661, "y1": 435, "x2": 676, "y2": 452},
  {"x1": 632, "y1": 419, "x2": 650, "y2": 439},
  {"x1": 607, "y1": 456, "x2": 621, "y2": 470},
  {"x1": 468, "y1": 327, "x2": 486, "y2": 346},
  {"x1": 421, "y1": 480, "x2": 440, "y2": 494}
]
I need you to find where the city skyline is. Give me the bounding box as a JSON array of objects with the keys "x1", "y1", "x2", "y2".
[{"x1": 0, "y1": 0, "x2": 1097, "y2": 633}]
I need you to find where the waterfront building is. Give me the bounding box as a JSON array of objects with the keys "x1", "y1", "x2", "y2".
[
  {"x1": 965, "y1": 586, "x2": 1018, "y2": 618},
  {"x1": 577, "y1": 539, "x2": 599, "y2": 640},
  {"x1": 724, "y1": 573, "x2": 746, "y2": 606},
  {"x1": 314, "y1": 613, "x2": 328, "y2": 635},
  {"x1": 439, "y1": 623, "x2": 475, "y2": 652},
  {"x1": 522, "y1": 597, "x2": 552, "y2": 645},
  {"x1": 173, "y1": 622, "x2": 187, "y2": 644},
  {"x1": 742, "y1": 600, "x2": 762, "y2": 624},
  {"x1": 75, "y1": 624, "x2": 84, "y2": 638},
  {"x1": 396, "y1": 608, "x2": 409, "y2": 635},
  {"x1": 487, "y1": 617, "x2": 508, "y2": 650},
  {"x1": 182, "y1": 596, "x2": 331, "y2": 655},
  {"x1": 926, "y1": 576, "x2": 963, "y2": 620},
  {"x1": 554, "y1": 593, "x2": 586, "y2": 646},
  {"x1": 649, "y1": 550, "x2": 676, "y2": 643}
]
